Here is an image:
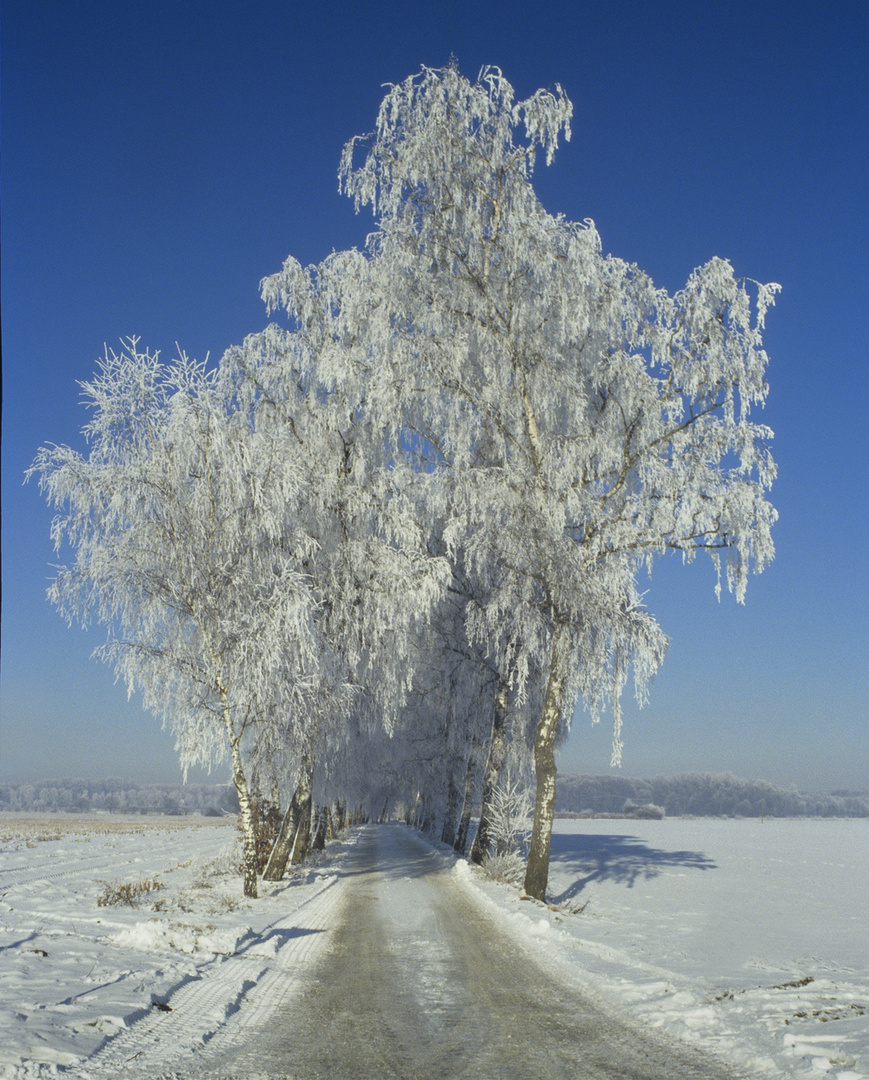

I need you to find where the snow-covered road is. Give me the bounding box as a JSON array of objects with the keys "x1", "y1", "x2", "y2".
[{"x1": 174, "y1": 825, "x2": 735, "y2": 1079}]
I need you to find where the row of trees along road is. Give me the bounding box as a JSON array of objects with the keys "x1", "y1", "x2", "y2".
[{"x1": 29, "y1": 65, "x2": 778, "y2": 900}]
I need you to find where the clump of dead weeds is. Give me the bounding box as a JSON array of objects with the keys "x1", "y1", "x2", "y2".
[{"x1": 97, "y1": 876, "x2": 164, "y2": 907}]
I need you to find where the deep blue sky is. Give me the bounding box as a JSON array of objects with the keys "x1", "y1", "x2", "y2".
[{"x1": 2, "y1": 1, "x2": 867, "y2": 790}]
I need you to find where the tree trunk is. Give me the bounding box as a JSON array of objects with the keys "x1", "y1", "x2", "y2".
[
  {"x1": 469, "y1": 681, "x2": 509, "y2": 865},
  {"x1": 441, "y1": 773, "x2": 459, "y2": 848},
  {"x1": 292, "y1": 787, "x2": 313, "y2": 864},
  {"x1": 524, "y1": 621, "x2": 570, "y2": 901},
  {"x1": 311, "y1": 805, "x2": 328, "y2": 851},
  {"x1": 234, "y1": 771, "x2": 258, "y2": 899},
  {"x1": 262, "y1": 754, "x2": 313, "y2": 881},
  {"x1": 221, "y1": 698, "x2": 257, "y2": 899},
  {"x1": 455, "y1": 747, "x2": 478, "y2": 855}
]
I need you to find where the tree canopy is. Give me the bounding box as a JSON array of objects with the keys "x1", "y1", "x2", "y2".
[{"x1": 30, "y1": 64, "x2": 777, "y2": 900}]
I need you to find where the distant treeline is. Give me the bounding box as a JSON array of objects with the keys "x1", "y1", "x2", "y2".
[
  {"x1": 556, "y1": 773, "x2": 869, "y2": 818},
  {"x1": 0, "y1": 778, "x2": 239, "y2": 816},
  {"x1": 3, "y1": 773, "x2": 867, "y2": 819}
]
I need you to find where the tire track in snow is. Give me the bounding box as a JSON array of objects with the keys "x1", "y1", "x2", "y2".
[
  {"x1": 0, "y1": 829, "x2": 230, "y2": 892},
  {"x1": 88, "y1": 870, "x2": 345, "y2": 1077},
  {"x1": 0, "y1": 853, "x2": 130, "y2": 891}
]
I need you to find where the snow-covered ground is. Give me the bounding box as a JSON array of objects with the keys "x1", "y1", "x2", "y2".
[
  {"x1": 465, "y1": 818, "x2": 868, "y2": 1080},
  {"x1": 0, "y1": 813, "x2": 865, "y2": 1078}
]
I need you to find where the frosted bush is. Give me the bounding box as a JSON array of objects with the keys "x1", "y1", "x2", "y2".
[
  {"x1": 489, "y1": 773, "x2": 533, "y2": 855},
  {"x1": 481, "y1": 850, "x2": 527, "y2": 887}
]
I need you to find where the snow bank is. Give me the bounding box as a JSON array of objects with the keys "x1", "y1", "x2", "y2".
[{"x1": 112, "y1": 919, "x2": 253, "y2": 955}]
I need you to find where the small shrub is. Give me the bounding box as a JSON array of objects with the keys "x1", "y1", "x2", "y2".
[
  {"x1": 489, "y1": 772, "x2": 533, "y2": 855},
  {"x1": 97, "y1": 877, "x2": 164, "y2": 907},
  {"x1": 481, "y1": 849, "x2": 527, "y2": 887},
  {"x1": 204, "y1": 891, "x2": 239, "y2": 914},
  {"x1": 175, "y1": 884, "x2": 239, "y2": 914},
  {"x1": 564, "y1": 896, "x2": 590, "y2": 915}
]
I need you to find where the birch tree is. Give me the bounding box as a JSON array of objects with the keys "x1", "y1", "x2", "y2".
[
  {"x1": 319, "y1": 63, "x2": 778, "y2": 898},
  {"x1": 29, "y1": 340, "x2": 334, "y2": 897},
  {"x1": 221, "y1": 322, "x2": 451, "y2": 739}
]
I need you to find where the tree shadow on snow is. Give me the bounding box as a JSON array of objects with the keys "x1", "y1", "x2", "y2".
[
  {"x1": 236, "y1": 925, "x2": 326, "y2": 956},
  {"x1": 547, "y1": 833, "x2": 716, "y2": 904}
]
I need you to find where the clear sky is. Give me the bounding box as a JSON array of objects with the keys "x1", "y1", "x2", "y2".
[{"x1": 2, "y1": 0, "x2": 867, "y2": 792}]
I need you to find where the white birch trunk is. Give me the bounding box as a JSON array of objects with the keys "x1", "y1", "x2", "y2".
[
  {"x1": 291, "y1": 785, "x2": 314, "y2": 864},
  {"x1": 523, "y1": 621, "x2": 569, "y2": 901},
  {"x1": 454, "y1": 747, "x2": 478, "y2": 855},
  {"x1": 220, "y1": 690, "x2": 258, "y2": 899},
  {"x1": 440, "y1": 773, "x2": 459, "y2": 848}
]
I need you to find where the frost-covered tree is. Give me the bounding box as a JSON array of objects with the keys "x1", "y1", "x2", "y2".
[
  {"x1": 29, "y1": 341, "x2": 338, "y2": 897},
  {"x1": 292, "y1": 63, "x2": 779, "y2": 899},
  {"x1": 30, "y1": 64, "x2": 779, "y2": 904},
  {"x1": 215, "y1": 297, "x2": 453, "y2": 879},
  {"x1": 401, "y1": 547, "x2": 508, "y2": 852},
  {"x1": 221, "y1": 321, "x2": 451, "y2": 736}
]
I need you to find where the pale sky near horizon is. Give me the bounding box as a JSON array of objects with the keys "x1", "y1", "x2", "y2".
[{"x1": 2, "y1": 0, "x2": 867, "y2": 792}]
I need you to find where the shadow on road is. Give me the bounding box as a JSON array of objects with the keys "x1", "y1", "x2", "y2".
[{"x1": 548, "y1": 832, "x2": 716, "y2": 903}]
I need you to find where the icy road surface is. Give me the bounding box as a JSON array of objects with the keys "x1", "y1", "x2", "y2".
[{"x1": 183, "y1": 824, "x2": 735, "y2": 1080}]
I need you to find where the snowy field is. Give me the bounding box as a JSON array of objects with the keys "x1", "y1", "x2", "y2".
[
  {"x1": 467, "y1": 819, "x2": 868, "y2": 1079},
  {"x1": 0, "y1": 813, "x2": 865, "y2": 1078}
]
